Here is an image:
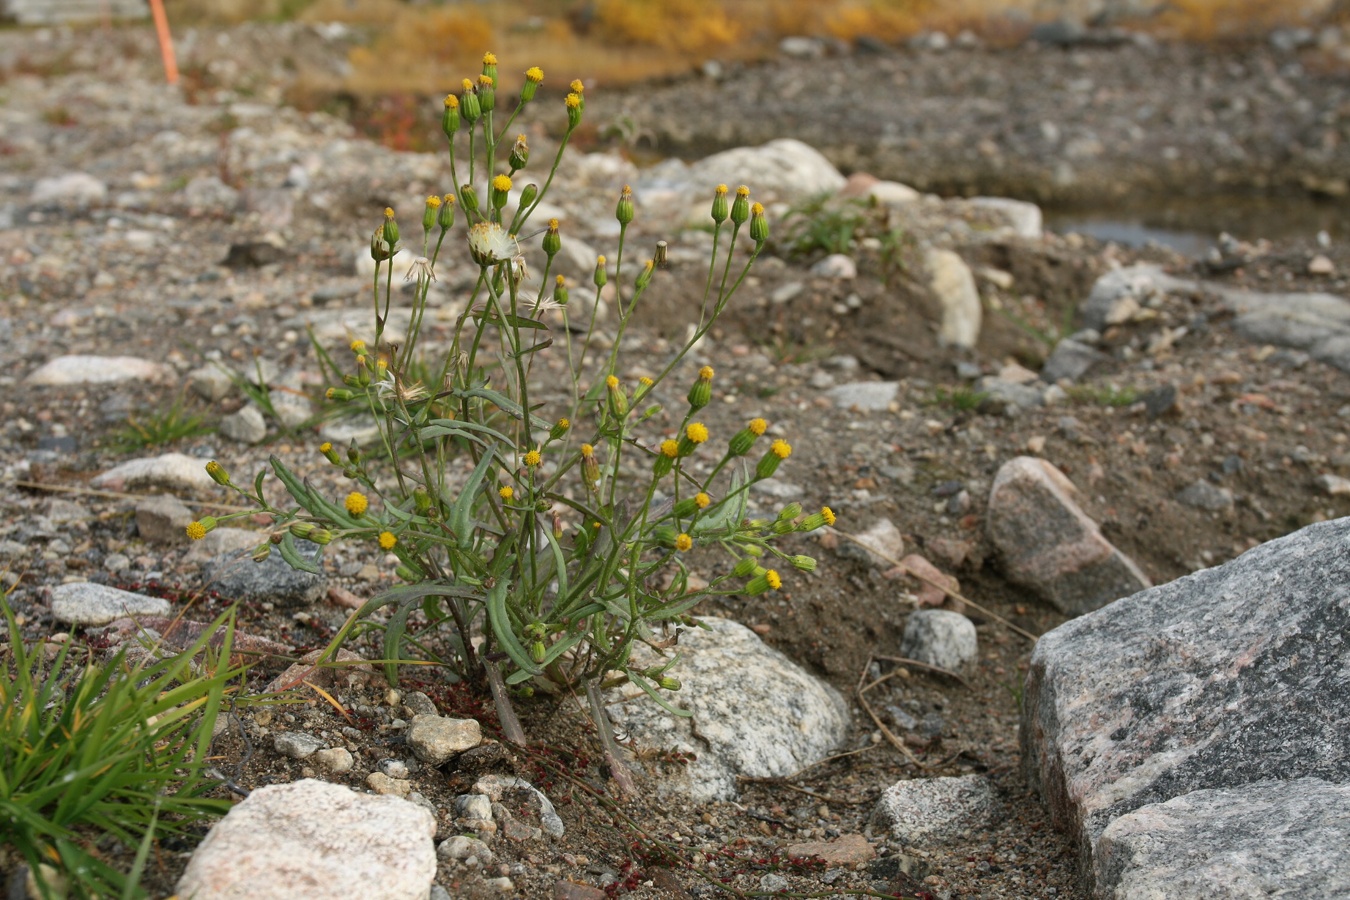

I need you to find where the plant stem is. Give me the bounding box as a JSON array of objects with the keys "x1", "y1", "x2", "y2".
[
  {"x1": 484, "y1": 658, "x2": 527, "y2": 746},
  {"x1": 584, "y1": 677, "x2": 636, "y2": 797}
]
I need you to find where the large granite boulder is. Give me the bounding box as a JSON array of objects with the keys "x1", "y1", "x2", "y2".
[{"x1": 1021, "y1": 517, "x2": 1350, "y2": 897}]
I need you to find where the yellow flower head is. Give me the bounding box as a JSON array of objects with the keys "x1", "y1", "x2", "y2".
[
  {"x1": 715, "y1": 183, "x2": 728, "y2": 196},
  {"x1": 378, "y1": 531, "x2": 397, "y2": 550},
  {"x1": 660, "y1": 439, "x2": 679, "y2": 458},
  {"x1": 736, "y1": 185, "x2": 750, "y2": 198},
  {"x1": 384, "y1": 207, "x2": 395, "y2": 219},
  {"x1": 499, "y1": 485, "x2": 514, "y2": 501},
  {"x1": 185, "y1": 521, "x2": 207, "y2": 541},
  {"x1": 565, "y1": 93, "x2": 581, "y2": 110},
  {"x1": 749, "y1": 417, "x2": 768, "y2": 436},
  {"x1": 570, "y1": 78, "x2": 584, "y2": 93},
  {"x1": 606, "y1": 375, "x2": 619, "y2": 389},
  {"x1": 596, "y1": 254, "x2": 606, "y2": 266},
  {"x1": 770, "y1": 439, "x2": 792, "y2": 460},
  {"x1": 675, "y1": 533, "x2": 693, "y2": 552},
  {"x1": 766, "y1": 569, "x2": 782, "y2": 590},
  {"x1": 695, "y1": 492, "x2": 711, "y2": 509},
  {"x1": 548, "y1": 217, "x2": 560, "y2": 230},
  {"x1": 822, "y1": 506, "x2": 836, "y2": 526},
  {"x1": 526, "y1": 66, "x2": 544, "y2": 83},
  {"x1": 444, "y1": 94, "x2": 459, "y2": 109},
  {"x1": 345, "y1": 492, "x2": 369, "y2": 516},
  {"x1": 350, "y1": 339, "x2": 366, "y2": 353},
  {"x1": 523, "y1": 449, "x2": 542, "y2": 468},
  {"x1": 478, "y1": 74, "x2": 494, "y2": 88},
  {"x1": 483, "y1": 51, "x2": 498, "y2": 65},
  {"x1": 751, "y1": 202, "x2": 765, "y2": 215},
  {"x1": 581, "y1": 443, "x2": 595, "y2": 456},
  {"x1": 319, "y1": 442, "x2": 332, "y2": 453},
  {"x1": 699, "y1": 365, "x2": 714, "y2": 380},
  {"x1": 426, "y1": 195, "x2": 441, "y2": 208},
  {"x1": 492, "y1": 174, "x2": 512, "y2": 192},
  {"x1": 639, "y1": 376, "x2": 654, "y2": 387},
  {"x1": 462, "y1": 78, "x2": 474, "y2": 92},
  {"x1": 556, "y1": 417, "x2": 570, "y2": 431},
  {"x1": 686, "y1": 422, "x2": 709, "y2": 444}
]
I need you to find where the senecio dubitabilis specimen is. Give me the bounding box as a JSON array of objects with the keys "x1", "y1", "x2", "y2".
[{"x1": 199, "y1": 52, "x2": 822, "y2": 794}]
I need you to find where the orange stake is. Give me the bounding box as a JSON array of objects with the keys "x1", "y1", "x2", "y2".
[{"x1": 148, "y1": 0, "x2": 179, "y2": 85}]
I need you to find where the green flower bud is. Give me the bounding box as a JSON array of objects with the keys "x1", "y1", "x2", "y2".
[
  {"x1": 605, "y1": 375, "x2": 628, "y2": 420},
  {"x1": 460, "y1": 79, "x2": 481, "y2": 123},
  {"x1": 205, "y1": 460, "x2": 230, "y2": 486},
  {"x1": 778, "y1": 502, "x2": 803, "y2": 521},
  {"x1": 518, "y1": 182, "x2": 538, "y2": 211},
  {"x1": 531, "y1": 641, "x2": 546, "y2": 664},
  {"x1": 309, "y1": 528, "x2": 334, "y2": 545},
  {"x1": 790, "y1": 554, "x2": 818, "y2": 572},
  {"x1": 750, "y1": 201, "x2": 769, "y2": 244},
  {"x1": 615, "y1": 185, "x2": 634, "y2": 226},
  {"x1": 490, "y1": 174, "x2": 512, "y2": 210},
  {"x1": 580, "y1": 443, "x2": 600, "y2": 487},
  {"x1": 522, "y1": 66, "x2": 543, "y2": 102},
  {"x1": 800, "y1": 507, "x2": 837, "y2": 531},
  {"x1": 438, "y1": 194, "x2": 456, "y2": 230},
  {"x1": 422, "y1": 195, "x2": 439, "y2": 232},
  {"x1": 396, "y1": 564, "x2": 418, "y2": 581},
  {"x1": 732, "y1": 556, "x2": 761, "y2": 578},
  {"x1": 673, "y1": 497, "x2": 700, "y2": 518},
  {"x1": 481, "y1": 51, "x2": 498, "y2": 82},
  {"x1": 565, "y1": 92, "x2": 582, "y2": 129},
  {"x1": 657, "y1": 676, "x2": 681, "y2": 691},
  {"x1": 554, "y1": 276, "x2": 569, "y2": 307},
  {"x1": 413, "y1": 486, "x2": 431, "y2": 513},
  {"x1": 369, "y1": 226, "x2": 392, "y2": 262},
  {"x1": 342, "y1": 373, "x2": 361, "y2": 388},
  {"x1": 320, "y1": 442, "x2": 341, "y2": 465},
  {"x1": 653, "y1": 451, "x2": 674, "y2": 479},
  {"x1": 755, "y1": 439, "x2": 791, "y2": 480},
  {"x1": 477, "y1": 74, "x2": 495, "y2": 113},
  {"x1": 382, "y1": 207, "x2": 399, "y2": 245},
  {"x1": 441, "y1": 94, "x2": 461, "y2": 140},
  {"x1": 744, "y1": 568, "x2": 781, "y2": 595},
  {"x1": 549, "y1": 417, "x2": 570, "y2": 441},
  {"x1": 326, "y1": 387, "x2": 355, "y2": 402},
  {"x1": 252, "y1": 543, "x2": 272, "y2": 563},
  {"x1": 593, "y1": 255, "x2": 607, "y2": 288},
  {"x1": 687, "y1": 365, "x2": 713, "y2": 411},
  {"x1": 459, "y1": 183, "x2": 479, "y2": 214},
  {"x1": 542, "y1": 218, "x2": 561, "y2": 258},
  {"x1": 290, "y1": 521, "x2": 316, "y2": 539},
  {"x1": 634, "y1": 258, "x2": 655, "y2": 291},
  {"x1": 711, "y1": 184, "x2": 729, "y2": 223},
  {"x1": 772, "y1": 519, "x2": 794, "y2": 535},
  {"x1": 509, "y1": 134, "x2": 529, "y2": 172},
  {"x1": 730, "y1": 185, "x2": 750, "y2": 226}
]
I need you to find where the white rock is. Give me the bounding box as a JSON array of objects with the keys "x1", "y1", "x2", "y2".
[
  {"x1": 92, "y1": 452, "x2": 216, "y2": 493},
  {"x1": 926, "y1": 248, "x2": 981, "y2": 349},
  {"x1": 177, "y1": 780, "x2": 436, "y2": 900},
  {"x1": 689, "y1": 139, "x2": 846, "y2": 205},
  {"x1": 871, "y1": 775, "x2": 995, "y2": 846},
  {"x1": 607, "y1": 617, "x2": 849, "y2": 802},
  {"x1": 407, "y1": 715, "x2": 482, "y2": 766},
  {"x1": 968, "y1": 196, "x2": 1043, "y2": 239},
  {"x1": 26, "y1": 355, "x2": 171, "y2": 385},
  {"x1": 810, "y1": 254, "x2": 857, "y2": 279},
  {"x1": 900, "y1": 610, "x2": 978, "y2": 671},
  {"x1": 220, "y1": 406, "x2": 268, "y2": 445},
  {"x1": 50, "y1": 583, "x2": 172, "y2": 627},
  {"x1": 865, "y1": 181, "x2": 922, "y2": 206},
  {"x1": 314, "y1": 747, "x2": 354, "y2": 773},
  {"x1": 31, "y1": 172, "x2": 107, "y2": 207},
  {"x1": 825, "y1": 381, "x2": 899, "y2": 412}
]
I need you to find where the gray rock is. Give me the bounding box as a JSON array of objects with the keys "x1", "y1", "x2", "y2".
[
  {"x1": 926, "y1": 248, "x2": 981, "y2": 349},
  {"x1": 26, "y1": 355, "x2": 170, "y2": 385},
  {"x1": 407, "y1": 715, "x2": 482, "y2": 766},
  {"x1": 320, "y1": 416, "x2": 383, "y2": 448},
  {"x1": 1022, "y1": 518, "x2": 1350, "y2": 895},
  {"x1": 50, "y1": 583, "x2": 172, "y2": 626},
  {"x1": 455, "y1": 793, "x2": 493, "y2": 821},
  {"x1": 220, "y1": 406, "x2": 267, "y2": 445},
  {"x1": 471, "y1": 775, "x2": 564, "y2": 838},
  {"x1": 183, "y1": 526, "x2": 266, "y2": 564},
  {"x1": 1080, "y1": 265, "x2": 1196, "y2": 333},
  {"x1": 688, "y1": 139, "x2": 846, "y2": 205},
  {"x1": 779, "y1": 36, "x2": 825, "y2": 58},
  {"x1": 1177, "y1": 480, "x2": 1234, "y2": 511},
  {"x1": 810, "y1": 253, "x2": 857, "y2": 279},
  {"x1": 135, "y1": 494, "x2": 194, "y2": 544},
  {"x1": 1142, "y1": 384, "x2": 1179, "y2": 419},
  {"x1": 967, "y1": 196, "x2": 1043, "y2": 239},
  {"x1": 899, "y1": 610, "x2": 978, "y2": 671},
  {"x1": 176, "y1": 779, "x2": 436, "y2": 900},
  {"x1": 181, "y1": 175, "x2": 240, "y2": 216},
  {"x1": 824, "y1": 381, "x2": 898, "y2": 412},
  {"x1": 976, "y1": 377, "x2": 1044, "y2": 413},
  {"x1": 189, "y1": 365, "x2": 234, "y2": 402},
  {"x1": 871, "y1": 775, "x2": 996, "y2": 846},
  {"x1": 865, "y1": 181, "x2": 921, "y2": 206},
  {"x1": 836, "y1": 517, "x2": 904, "y2": 568},
  {"x1": 438, "y1": 834, "x2": 494, "y2": 864},
  {"x1": 313, "y1": 747, "x2": 354, "y2": 773},
  {"x1": 202, "y1": 542, "x2": 326, "y2": 607},
  {"x1": 92, "y1": 452, "x2": 216, "y2": 494},
  {"x1": 30, "y1": 172, "x2": 107, "y2": 207},
  {"x1": 1317, "y1": 474, "x2": 1350, "y2": 496},
  {"x1": 606, "y1": 617, "x2": 850, "y2": 802},
  {"x1": 1041, "y1": 339, "x2": 1109, "y2": 383},
  {"x1": 986, "y1": 457, "x2": 1150, "y2": 616},
  {"x1": 1097, "y1": 778, "x2": 1350, "y2": 899},
  {"x1": 272, "y1": 731, "x2": 326, "y2": 760},
  {"x1": 271, "y1": 391, "x2": 316, "y2": 430}
]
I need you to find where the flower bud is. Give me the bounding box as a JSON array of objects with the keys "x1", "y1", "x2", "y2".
[
  {"x1": 654, "y1": 240, "x2": 668, "y2": 268},
  {"x1": 441, "y1": 94, "x2": 461, "y2": 140},
  {"x1": 542, "y1": 218, "x2": 561, "y2": 258},
  {"x1": 773, "y1": 518, "x2": 795, "y2": 535},
  {"x1": 593, "y1": 255, "x2": 607, "y2": 288},
  {"x1": 790, "y1": 554, "x2": 817, "y2": 572},
  {"x1": 658, "y1": 676, "x2": 681, "y2": 691},
  {"x1": 687, "y1": 365, "x2": 713, "y2": 410},
  {"x1": 634, "y1": 258, "x2": 655, "y2": 291},
  {"x1": 800, "y1": 506, "x2": 837, "y2": 530},
  {"x1": 731, "y1": 185, "x2": 750, "y2": 226},
  {"x1": 676, "y1": 422, "x2": 709, "y2": 457},
  {"x1": 460, "y1": 78, "x2": 481, "y2": 123},
  {"x1": 422, "y1": 195, "x2": 440, "y2": 232},
  {"x1": 517, "y1": 182, "x2": 537, "y2": 212},
  {"x1": 438, "y1": 193, "x2": 456, "y2": 230},
  {"x1": 509, "y1": 134, "x2": 529, "y2": 171},
  {"x1": 477, "y1": 74, "x2": 496, "y2": 113},
  {"x1": 458, "y1": 183, "x2": 479, "y2": 214},
  {"x1": 634, "y1": 375, "x2": 654, "y2": 401},
  {"x1": 252, "y1": 543, "x2": 272, "y2": 563},
  {"x1": 565, "y1": 92, "x2": 582, "y2": 129},
  {"x1": 580, "y1": 443, "x2": 600, "y2": 488},
  {"x1": 673, "y1": 497, "x2": 700, "y2": 518},
  {"x1": 653, "y1": 439, "x2": 678, "y2": 479},
  {"x1": 605, "y1": 374, "x2": 628, "y2": 420},
  {"x1": 777, "y1": 502, "x2": 803, "y2": 521},
  {"x1": 413, "y1": 486, "x2": 432, "y2": 513},
  {"x1": 522, "y1": 66, "x2": 543, "y2": 102},
  {"x1": 309, "y1": 528, "x2": 334, "y2": 545},
  {"x1": 481, "y1": 51, "x2": 497, "y2": 81},
  {"x1": 382, "y1": 207, "x2": 399, "y2": 245},
  {"x1": 490, "y1": 174, "x2": 512, "y2": 210},
  {"x1": 733, "y1": 556, "x2": 761, "y2": 578},
  {"x1": 205, "y1": 460, "x2": 230, "y2": 486},
  {"x1": 320, "y1": 441, "x2": 342, "y2": 465},
  {"x1": 711, "y1": 184, "x2": 729, "y2": 223},
  {"x1": 342, "y1": 373, "x2": 361, "y2": 388},
  {"x1": 369, "y1": 226, "x2": 392, "y2": 262},
  {"x1": 549, "y1": 417, "x2": 570, "y2": 441},
  {"x1": 615, "y1": 185, "x2": 634, "y2": 226},
  {"x1": 744, "y1": 568, "x2": 781, "y2": 595},
  {"x1": 530, "y1": 641, "x2": 546, "y2": 664},
  {"x1": 750, "y1": 201, "x2": 769, "y2": 244},
  {"x1": 290, "y1": 521, "x2": 316, "y2": 539},
  {"x1": 755, "y1": 438, "x2": 791, "y2": 479},
  {"x1": 554, "y1": 275, "x2": 569, "y2": 307},
  {"x1": 396, "y1": 564, "x2": 418, "y2": 581},
  {"x1": 327, "y1": 387, "x2": 355, "y2": 402}
]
